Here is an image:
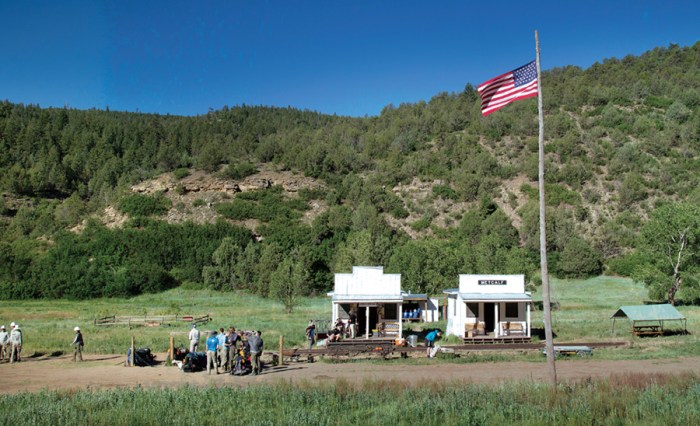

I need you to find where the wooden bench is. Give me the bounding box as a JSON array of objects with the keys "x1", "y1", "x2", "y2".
[
  {"x1": 465, "y1": 322, "x2": 486, "y2": 338},
  {"x1": 377, "y1": 321, "x2": 400, "y2": 337},
  {"x1": 504, "y1": 322, "x2": 525, "y2": 336},
  {"x1": 633, "y1": 324, "x2": 663, "y2": 336}
]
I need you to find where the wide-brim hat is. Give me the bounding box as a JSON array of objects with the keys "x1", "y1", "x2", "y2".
[{"x1": 74, "y1": 326, "x2": 81, "y2": 331}]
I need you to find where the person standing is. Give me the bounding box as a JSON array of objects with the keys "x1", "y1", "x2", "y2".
[
  {"x1": 348, "y1": 310, "x2": 357, "y2": 339},
  {"x1": 205, "y1": 331, "x2": 219, "y2": 375},
  {"x1": 248, "y1": 330, "x2": 264, "y2": 375},
  {"x1": 188, "y1": 324, "x2": 200, "y2": 353},
  {"x1": 72, "y1": 326, "x2": 84, "y2": 362},
  {"x1": 305, "y1": 320, "x2": 316, "y2": 350},
  {"x1": 216, "y1": 327, "x2": 227, "y2": 370},
  {"x1": 9, "y1": 322, "x2": 22, "y2": 363},
  {"x1": 0, "y1": 325, "x2": 8, "y2": 361},
  {"x1": 424, "y1": 330, "x2": 442, "y2": 358}
]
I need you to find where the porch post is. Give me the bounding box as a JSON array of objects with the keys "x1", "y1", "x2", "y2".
[
  {"x1": 332, "y1": 303, "x2": 338, "y2": 323},
  {"x1": 526, "y1": 303, "x2": 531, "y2": 337},
  {"x1": 494, "y1": 304, "x2": 500, "y2": 336},
  {"x1": 365, "y1": 305, "x2": 370, "y2": 339},
  {"x1": 398, "y1": 303, "x2": 403, "y2": 338}
]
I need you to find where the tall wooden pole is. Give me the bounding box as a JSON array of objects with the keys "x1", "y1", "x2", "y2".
[
  {"x1": 535, "y1": 29, "x2": 557, "y2": 389},
  {"x1": 130, "y1": 336, "x2": 135, "y2": 367},
  {"x1": 278, "y1": 335, "x2": 284, "y2": 366}
]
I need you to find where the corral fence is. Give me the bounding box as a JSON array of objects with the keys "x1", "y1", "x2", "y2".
[{"x1": 94, "y1": 314, "x2": 212, "y2": 328}]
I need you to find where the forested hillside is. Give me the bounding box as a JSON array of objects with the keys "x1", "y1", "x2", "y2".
[{"x1": 2, "y1": 42, "x2": 699, "y2": 304}]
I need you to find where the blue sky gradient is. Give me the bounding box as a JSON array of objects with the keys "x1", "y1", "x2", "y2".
[{"x1": 1, "y1": 1, "x2": 698, "y2": 117}]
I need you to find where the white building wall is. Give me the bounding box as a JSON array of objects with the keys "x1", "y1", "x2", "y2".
[{"x1": 334, "y1": 266, "x2": 401, "y2": 297}]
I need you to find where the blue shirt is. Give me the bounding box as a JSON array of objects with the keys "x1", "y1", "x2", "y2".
[
  {"x1": 206, "y1": 335, "x2": 219, "y2": 351},
  {"x1": 426, "y1": 330, "x2": 439, "y2": 343},
  {"x1": 217, "y1": 333, "x2": 226, "y2": 347}
]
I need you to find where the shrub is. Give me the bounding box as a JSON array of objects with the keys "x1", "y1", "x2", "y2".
[
  {"x1": 118, "y1": 193, "x2": 171, "y2": 217},
  {"x1": 172, "y1": 168, "x2": 191, "y2": 180},
  {"x1": 220, "y1": 162, "x2": 258, "y2": 180},
  {"x1": 432, "y1": 184, "x2": 458, "y2": 200}
]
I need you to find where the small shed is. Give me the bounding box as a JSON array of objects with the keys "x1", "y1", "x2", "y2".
[{"x1": 611, "y1": 304, "x2": 687, "y2": 336}]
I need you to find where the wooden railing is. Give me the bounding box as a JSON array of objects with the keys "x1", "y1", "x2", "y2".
[{"x1": 94, "y1": 314, "x2": 211, "y2": 328}]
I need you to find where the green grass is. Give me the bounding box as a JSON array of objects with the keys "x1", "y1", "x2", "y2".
[
  {"x1": 2, "y1": 276, "x2": 700, "y2": 360},
  {"x1": 2, "y1": 376, "x2": 700, "y2": 425},
  {"x1": 530, "y1": 276, "x2": 700, "y2": 359},
  {"x1": 0, "y1": 288, "x2": 328, "y2": 354}
]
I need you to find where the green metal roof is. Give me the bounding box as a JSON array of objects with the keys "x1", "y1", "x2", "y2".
[{"x1": 611, "y1": 304, "x2": 685, "y2": 321}]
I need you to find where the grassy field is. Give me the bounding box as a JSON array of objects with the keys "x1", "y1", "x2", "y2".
[
  {"x1": 1, "y1": 276, "x2": 699, "y2": 359},
  {"x1": 1, "y1": 375, "x2": 700, "y2": 425}
]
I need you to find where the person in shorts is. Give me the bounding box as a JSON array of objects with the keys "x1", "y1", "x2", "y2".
[{"x1": 424, "y1": 330, "x2": 442, "y2": 358}]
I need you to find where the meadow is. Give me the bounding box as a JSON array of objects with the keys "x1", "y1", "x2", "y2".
[
  {"x1": 1, "y1": 375, "x2": 700, "y2": 425},
  {"x1": 1, "y1": 276, "x2": 699, "y2": 359}
]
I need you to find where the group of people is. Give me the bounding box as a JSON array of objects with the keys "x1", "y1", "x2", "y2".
[
  {"x1": 188, "y1": 324, "x2": 264, "y2": 375},
  {"x1": 0, "y1": 323, "x2": 23, "y2": 363},
  {"x1": 0, "y1": 323, "x2": 84, "y2": 364},
  {"x1": 325, "y1": 312, "x2": 358, "y2": 343}
]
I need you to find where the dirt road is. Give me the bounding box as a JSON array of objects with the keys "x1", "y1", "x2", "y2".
[{"x1": 2, "y1": 354, "x2": 699, "y2": 394}]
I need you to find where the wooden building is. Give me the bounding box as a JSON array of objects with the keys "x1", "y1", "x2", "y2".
[
  {"x1": 444, "y1": 274, "x2": 532, "y2": 342},
  {"x1": 328, "y1": 266, "x2": 438, "y2": 339}
]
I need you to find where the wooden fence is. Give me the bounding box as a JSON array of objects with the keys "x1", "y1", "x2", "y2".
[{"x1": 94, "y1": 314, "x2": 211, "y2": 328}]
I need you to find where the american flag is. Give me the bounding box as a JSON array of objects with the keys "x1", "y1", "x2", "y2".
[{"x1": 478, "y1": 60, "x2": 538, "y2": 116}]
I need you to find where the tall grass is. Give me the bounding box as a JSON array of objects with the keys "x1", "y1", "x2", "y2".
[{"x1": 1, "y1": 375, "x2": 699, "y2": 425}]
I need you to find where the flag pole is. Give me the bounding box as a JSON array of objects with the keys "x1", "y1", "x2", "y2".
[{"x1": 535, "y1": 29, "x2": 557, "y2": 389}]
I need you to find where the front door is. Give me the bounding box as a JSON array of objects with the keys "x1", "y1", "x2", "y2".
[
  {"x1": 484, "y1": 303, "x2": 495, "y2": 335},
  {"x1": 357, "y1": 306, "x2": 379, "y2": 337}
]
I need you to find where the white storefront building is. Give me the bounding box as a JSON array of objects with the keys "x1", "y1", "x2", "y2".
[
  {"x1": 444, "y1": 274, "x2": 532, "y2": 340},
  {"x1": 328, "y1": 266, "x2": 439, "y2": 339}
]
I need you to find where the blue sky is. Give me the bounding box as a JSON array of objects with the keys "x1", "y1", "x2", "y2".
[{"x1": 1, "y1": 1, "x2": 698, "y2": 117}]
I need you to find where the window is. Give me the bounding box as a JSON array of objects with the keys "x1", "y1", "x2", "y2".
[
  {"x1": 505, "y1": 303, "x2": 519, "y2": 318},
  {"x1": 384, "y1": 303, "x2": 398, "y2": 320},
  {"x1": 466, "y1": 303, "x2": 479, "y2": 318}
]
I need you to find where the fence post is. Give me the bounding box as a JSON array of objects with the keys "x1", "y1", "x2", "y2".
[
  {"x1": 130, "y1": 336, "x2": 135, "y2": 367},
  {"x1": 278, "y1": 335, "x2": 284, "y2": 366},
  {"x1": 167, "y1": 335, "x2": 175, "y2": 366}
]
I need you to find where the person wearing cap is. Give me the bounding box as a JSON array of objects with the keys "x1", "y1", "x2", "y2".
[
  {"x1": 247, "y1": 330, "x2": 264, "y2": 375},
  {"x1": 9, "y1": 322, "x2": 22, "y2": 363},
  {"x1": 0, "y1": 325, "x2": 8, "y2": 361},
  {"x1": 188, "y1": 324, "x2": 200, "y2": 353},
  {"x1": 72, "y1": 326, "x2": 84, "y2": 362},
  {"x1": 425, "y1": 329, "x2": 442, "y2": 358},
  {"x1": 205, "y1": 331, "x2": 219, "y2": 375}
]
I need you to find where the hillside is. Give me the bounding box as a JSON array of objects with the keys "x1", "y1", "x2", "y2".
[{"x1": 1, "y1": 42, "x2": 699, "y2": 300}]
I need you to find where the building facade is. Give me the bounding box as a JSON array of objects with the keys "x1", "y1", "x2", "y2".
[{"x1": 445, "y1": 274, "x2": 531, "y2": 340}]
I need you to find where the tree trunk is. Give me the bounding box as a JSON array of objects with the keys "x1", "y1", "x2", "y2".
[{"x1": 668, "y1": 234, "x2": 687, "y2": 306}]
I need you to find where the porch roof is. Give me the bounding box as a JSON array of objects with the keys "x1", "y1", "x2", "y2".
[
  {"x1": 328, "y1": 292, "x2": 403, "y2": 303},
  {"x1": 402, "y1": 293, "x2": 428, "y2": 301},
  {"x1": 459, "y1": 293, "x2": 532, "y2": 302}
]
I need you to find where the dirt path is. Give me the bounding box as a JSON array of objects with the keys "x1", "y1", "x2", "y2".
[{"x1": 2, "y1": 354, "x2": 700, "y2": 394}]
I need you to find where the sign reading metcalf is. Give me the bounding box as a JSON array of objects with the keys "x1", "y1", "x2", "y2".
[{"x1": 478, "y1": 280, "x2": 507, "y2": 286}]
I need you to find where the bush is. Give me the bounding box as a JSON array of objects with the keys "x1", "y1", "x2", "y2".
[
  {"x1": 220, "y1": 162, "x2": 258, "y2": 180},
  {"x1": 432, "y1": 184, "x2": 458, "y2": 200},
  {"x1": 118, "y1": 193, "x2": 172, "y2": 217},
  {"x1": 555, "y1": 237, "x2": 603, "y2": 278},
  {"x1": 172, "y1": 168, "x2": 191, "y2": 180},
  {"x1": 607, "y1": 251, "x2": 648, "y2": 277}
]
